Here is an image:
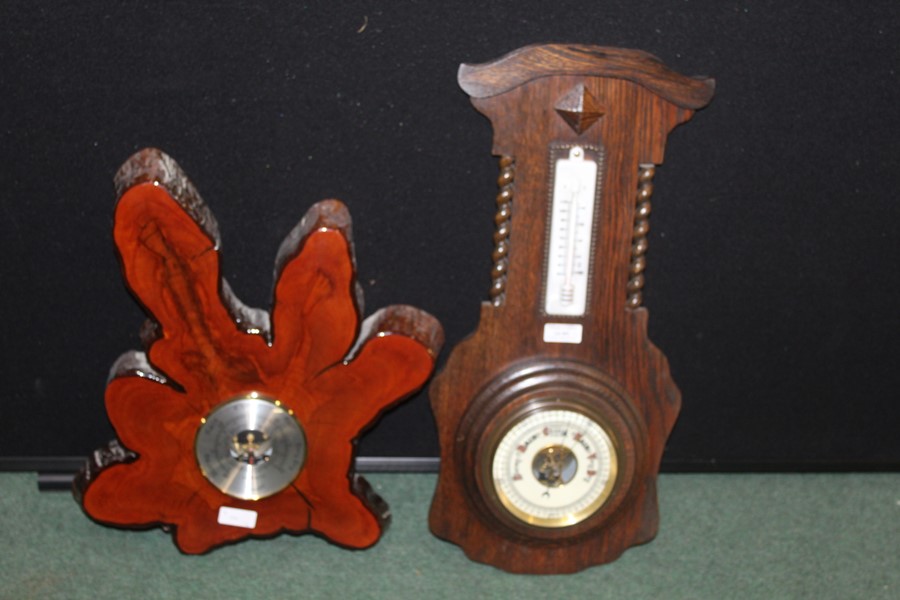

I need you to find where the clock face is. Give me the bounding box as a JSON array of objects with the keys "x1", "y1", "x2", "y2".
[
  {"x1": 194, "y1": 395, "x2": 307, "y2": 501},
  {"x1": 489, "y1": 406, "x2": 618, "y2": 528}
]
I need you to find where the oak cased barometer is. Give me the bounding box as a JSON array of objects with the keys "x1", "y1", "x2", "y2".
[{"x1": 428, "y1": 45, "x2": 714, "y2": 573}]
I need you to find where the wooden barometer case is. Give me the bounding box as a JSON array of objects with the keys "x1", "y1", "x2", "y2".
[
  {"x1": 74, "y1": 148, "x2": 443, "y2": 553},
  {"x1": 428, "y1": 45, "x2": 714, "y2": 573}
]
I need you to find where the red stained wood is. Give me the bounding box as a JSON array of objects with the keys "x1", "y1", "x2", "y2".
[{"x1": 74, "y1": 148, "x2": 443, "y2": 553}]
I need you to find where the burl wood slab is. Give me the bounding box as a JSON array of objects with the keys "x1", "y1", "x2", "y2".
[
  {"x1": 428, "y1": 44, "x2": 714, "y2": 573},
  {"x1": 74, "y1": 148, "x2": 443, "y2": 553}
]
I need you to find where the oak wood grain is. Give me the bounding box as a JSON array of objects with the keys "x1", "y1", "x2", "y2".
[{"x1": 430, "y1": 45, "x2": 713, "y2": 573}]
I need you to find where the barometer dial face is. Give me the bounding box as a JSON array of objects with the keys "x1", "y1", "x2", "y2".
[
  {"x1": 490, "y1": 407, "x2": 618, "y2": 528},
  {"x1": 194, "y1": 395, "x2": 307, "y2": 501}
]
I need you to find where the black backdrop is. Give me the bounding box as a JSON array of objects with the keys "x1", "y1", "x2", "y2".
[{"x1": 2, "y1": 1, "x2": 898, "y2": 469}]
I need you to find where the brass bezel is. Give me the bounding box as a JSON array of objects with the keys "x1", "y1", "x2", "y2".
[
  {"x1": 458, "y1": 359, "x2": 646, "y2": 542},
  {"x1": 194, "y1": 393, "x2": 307, "y2": 501},
  {"x1": 488, "y1": 402, "x2": 620, "y2": 528}
]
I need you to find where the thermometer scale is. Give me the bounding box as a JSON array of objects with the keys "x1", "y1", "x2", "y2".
[{"x1": 543, "y1": 145, "x2": 602, "y2": 317}]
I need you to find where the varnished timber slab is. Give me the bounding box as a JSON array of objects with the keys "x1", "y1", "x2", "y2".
[{"x1": 75, "y1": 148, "x2": 443, "y2": 554}]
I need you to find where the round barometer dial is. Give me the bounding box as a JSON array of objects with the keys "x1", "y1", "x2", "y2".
[
  {"x1": 194, "y1": 394, "x2": 306, "y2": 501},
  {"x1": 490, "y1": 407, "x2": 618, "y2": 528}
]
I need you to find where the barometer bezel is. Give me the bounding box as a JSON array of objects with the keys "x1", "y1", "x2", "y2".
[
  {"x1": 487, "y1": 402, "x2": 620, "y2": 528},
  {"x1": 194, "y1": 393, "x2": 307, "y2": 501},
  {"x1": 458, "y1": 360, "x2": 647, "y2": 542}
]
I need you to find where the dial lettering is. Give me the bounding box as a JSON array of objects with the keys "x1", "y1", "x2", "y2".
[{"x1": 491, "y1": 407, "x2": 617, "y2": 528}]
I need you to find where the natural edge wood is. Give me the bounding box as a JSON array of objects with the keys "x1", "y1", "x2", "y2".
[{"x1": 75, "y1": 148, "x2": 444, "y2": 554}]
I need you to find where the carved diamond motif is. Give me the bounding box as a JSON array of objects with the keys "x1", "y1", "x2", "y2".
[{"x1": 554, "y1": 83, "x2": 605, "y2": 134}]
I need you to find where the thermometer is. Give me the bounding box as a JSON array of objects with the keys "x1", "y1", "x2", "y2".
[{"x1": 544, "y1": 146, "x2": 601, "y2": 317}]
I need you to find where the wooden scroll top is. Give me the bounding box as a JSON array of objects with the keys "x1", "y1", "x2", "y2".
[
  {"x1": 74, "y1": 148, "x2": 443, "y2": 553},
  {"x1": 428, "y1": 44, "x2": 714, "y2": 573}
]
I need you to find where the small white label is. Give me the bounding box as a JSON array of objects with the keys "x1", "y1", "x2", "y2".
[
  {"x1": 543, "y1": 323, "x2": 583, "y2": 344},
  {"x1": 217, "y1": 506, "x2": 258, "y2": 529}
]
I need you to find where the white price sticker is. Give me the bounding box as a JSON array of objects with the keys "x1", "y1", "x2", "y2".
[
  {"x1": 542, "y1": 323, "x2": 583, "y2": 344},
  {"x1": 217, "y1": 506, "x2": 258, "y2": 529}
]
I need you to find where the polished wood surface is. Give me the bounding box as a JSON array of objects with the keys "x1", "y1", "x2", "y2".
[
  {"x1": 429, "y1": 45, "x2": 713, "y2": 573},
  {"x1": 74, "y1": 148, "x2": 443, "y2": 553},
  {"x1": 458, "y1": 44, "x2": 715, "y2": 108}
]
